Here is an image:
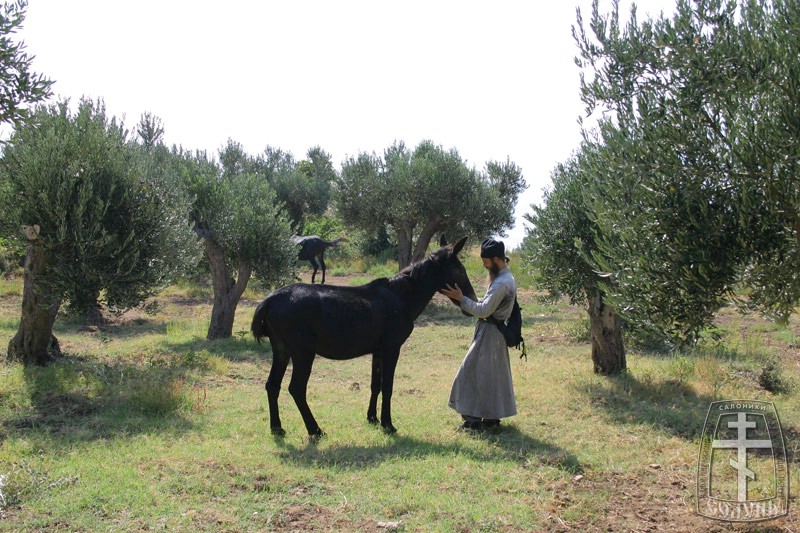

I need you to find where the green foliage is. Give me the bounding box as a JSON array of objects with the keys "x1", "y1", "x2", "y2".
[
  {"x1": 102, "y1": 143, "x2": 201, "y2": 313},
  {"x1": 336, "y1": 140, "x2": 525, "y2": 266},
  {"x1": 0, "y1": 99, "x2": 199, "y2": 314},
  {"x1": 668, "y1": 355, "x2": 696, "y2": 385},
  {"x1": 214, "y1": 141, "x2": 335, "y2": 231},
  {"x1": 0, "y1": 0, "x2": 53, "y2": 126},
  {"x1": 127, "y1": 377, "x2": 193, "y2": 416},
  {"x1": 0, "y1": 235, "x2": 23, "y2": 273},
  {"x1": 366, "y1": 262, "x2": 396, "y2": 279},
  {"x1": 521, "y1": 146, "x2": 602, "y2": 305},
  {"x1": 505, "y1": 251, "x2": 535, "y2": 290},
  {"x1": 335, "y1": 150, "x2": 383, "y2": 232},
  {"x1": 563, "y1": 317, "x2": 591, "y2": 343},
  {"x1": 298, "y1": 212, "x2": 355, "y2": 260},
  {"x1": 758, "y1": 358, "x2": 791, "y2": 394},
  {"x1": 135, "y1": 112, "x2": 164, "y2": 148},
  {"x1": 184, "y1": 143, "x2": 296, "y2": 288},
  {"x1": 261, "y1": 145, "x2": 336, "y2": 228},
  {"x1": 587, "y1": 125, "x2": 739, "y2": 345},
  {"x1": 347, "y1": 275, "x2": 371, "y2": 286},
  {"x1": 299, "y1": 212, "x2": 345, "y2": 240},
  {"x1": 571, "y1": 0, "x2": 800, "y2": 345}
]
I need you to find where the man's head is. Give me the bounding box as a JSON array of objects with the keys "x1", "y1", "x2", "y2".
[{"x1": 480, "y1": 238, "x2": 509, "y2": 278}]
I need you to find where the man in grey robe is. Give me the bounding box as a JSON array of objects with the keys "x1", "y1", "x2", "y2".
[{"x1": 440, "y1": 238, "x2": 517, "y2": 431}]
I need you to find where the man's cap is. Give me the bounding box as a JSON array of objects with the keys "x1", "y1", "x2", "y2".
[{"x1": 480, "y1": 238, "x2": 509, "y2": 261}]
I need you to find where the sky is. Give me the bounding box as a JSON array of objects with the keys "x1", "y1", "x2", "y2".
[{"x1": 15, "y1": 0, "x2": 676, "y2": 249}]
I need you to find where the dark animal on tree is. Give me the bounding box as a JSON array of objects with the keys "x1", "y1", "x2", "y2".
[
  {"x1": 293, "y1": 235, "x2": 348, "y2": 284},
  {"x1": 251, "y1": 235, "x2": 476, "y2": 437}
]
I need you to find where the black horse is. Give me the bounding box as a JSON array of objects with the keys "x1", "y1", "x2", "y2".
[
  {"x1": 293, "y1": 235, "x2": 348, "y2": 284},
  {"x1": 251, "y1": 236, "x2": 476, "y2": 436}
]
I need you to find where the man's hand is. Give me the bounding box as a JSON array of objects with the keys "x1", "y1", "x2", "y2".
[{"x1": 439, "y1": 283, "x2": 464, "y2": 302}]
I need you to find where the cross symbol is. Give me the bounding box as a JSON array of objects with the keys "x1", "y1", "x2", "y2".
[{"x1": 711, "y1": 412, "x2": 772, "y2": 501}]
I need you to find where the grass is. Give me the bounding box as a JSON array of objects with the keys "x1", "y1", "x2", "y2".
[
  {"x1": 0, "y1": 271, "x2": 798, "y2": 531},
  {"x1": 0, "y1": 279, "x2": 21, "y2": 298}
]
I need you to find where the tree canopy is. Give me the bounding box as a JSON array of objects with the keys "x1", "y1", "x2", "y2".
[
  {"x1": 216, "y1": 141, "x2": 335, "y2": 231},
  {"x1": 337, "y1": 140, "x2": 524, "y2": 268},
  {"x1": 2, "y1": 99, "x2": 199, "y2": 363},
  {"x1": 266, "y1": 145, "x2": 336, "y2": 229},
  {"x1": 185, "y1": 141, "x2": 296, "y2": 339},
  {"x1": 1, "y1": 99, "x2": 198, "y2": 313},
  {"x1": 568, "y1": 0, "x2": 800, "y2": 344},
  {"x1": 0, "y1": 0, "x2": 53, "y2": 126},
  {"x1": 523, "y1": 143, "x2": 603, "y2": 305},
  {"x1": 522, "y1": 140, "x2": 627, "y2": 373}
]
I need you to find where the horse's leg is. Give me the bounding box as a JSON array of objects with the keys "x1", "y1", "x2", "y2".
[
  {"x1": 309, "y1": 258, "x2": 319, "y2": 284},
  {"x1": 265, "y1": 352, "x2": 290, "y2": 436},
  {"x1": 367, "y1": 355, "x2": 381, "y2": 424},
  {"x1": 319, "y1": 254, "x2": 326, "y2": 284},
  {"x1": 379, "y1": 348, "x2": 401, "y2": 434},
  {"x1": 287, "y1": 353, "x2": 323, "y2": 437}
]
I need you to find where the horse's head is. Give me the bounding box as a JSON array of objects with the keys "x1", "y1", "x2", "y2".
[{"x1": 433, "y1": 235, "x2": 477, "y2": 308}]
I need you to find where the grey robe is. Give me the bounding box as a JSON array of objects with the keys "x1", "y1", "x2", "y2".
[{"x1": 448, "y1": 268, "x2": 517, "y2": 419}]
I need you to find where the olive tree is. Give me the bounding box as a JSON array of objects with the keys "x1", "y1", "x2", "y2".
[
  {"x1": 0, "y1": 0, "x2": 53, "y2": 126},
  {"x1": 217, "y1": 142, "x2": 336, "y2": 230},
  {"x1": 522, "y1": 142, "x2": 626, "y2": 374},
  {"x1": 337, "y1": 140, "x2": 524, "y2": 269},
  {"x1": 263, "y1": 145, "x2": 336, "y2": 229},
  {"x1": 1, "y1": 99, "x2": 198, "y2": 365},
  {"x1": 185, "y1": 141, "x2": 296, "y2": 339},
  {"x1": 573, "y1": 0, "x2": 800, "y2": 344}
]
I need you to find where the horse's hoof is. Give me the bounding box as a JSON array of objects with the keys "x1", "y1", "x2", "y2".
[
  {"x1": 367, "y1": 415, "x2": 379, "y2": 425},
  {"x1": 382, "y1": 424, "x2": 397, "y2": 435},
  {"x1": 309, "y1": 428, "x2": 325, "y2": 439},
  {"x1": 271, "y1": 427, "x2": 286, "y2": 437}
]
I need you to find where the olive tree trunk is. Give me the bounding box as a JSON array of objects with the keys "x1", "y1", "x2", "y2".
[
  {"x1": 396, "y1": 227, "x2": 413, "y2": 270},
  {"x1": 587, "y1": 293, "x2": 626, "y2": 375},
  {"x1": 7, "y1": 245, "x2": 62, "y2": 365},
  {"x1": 75, "y1": 289, "x2": 104, "y2": 327},
  {"x1": 204, "y1": 238, "x2": 252, "y2": 340},
  {"x1": 84, "y1": 298, "x2": 104, "y2": 327},
  {"x1": 410, "y1": 216, "x2": 442, "y2": 265}
]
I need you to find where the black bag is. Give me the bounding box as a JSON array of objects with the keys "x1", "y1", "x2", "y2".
[{"x1": 488, "y1": 296, "x2": 527, "y2": 360}]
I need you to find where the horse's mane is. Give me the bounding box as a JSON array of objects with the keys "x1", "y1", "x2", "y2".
[{"x1": 387, "y1": 251, "x2": 444, "y2": 295}]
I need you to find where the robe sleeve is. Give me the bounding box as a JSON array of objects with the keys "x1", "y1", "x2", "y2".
[{"x1": 460, "y1": 280, "x2": 509, "y2": 319}]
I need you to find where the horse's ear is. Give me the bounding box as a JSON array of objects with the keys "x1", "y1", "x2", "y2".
[
  {"x1": 451, "y1": 236, "x2": 467, "y2": 256},
  {"x1": 439, "y1": 234, "x2": 448, "y2": 247}
]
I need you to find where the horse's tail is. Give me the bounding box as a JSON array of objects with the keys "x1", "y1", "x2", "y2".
[{"x1": 251, "y1": 297, "x2": 272, "y2": 344}]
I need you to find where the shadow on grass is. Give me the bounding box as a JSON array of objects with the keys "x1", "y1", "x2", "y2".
[
  {"x1": 52, "y1": 314, "x2": 170, "y2": 340},
  {"x1": 98, "y1": 319, "x2": 169, "y2": 339},
  {"x1": 159, "y1": 334, "x2": 274, "y2": 364},
  {"x1": 1, "y1": 356, "x2": 197, "y2": 446},
  {"x1": 273, "y1": 424, "x2": 582, "y2": 474},
  {"x1": 577, "y1": 372, "x2": 716, "y2": 440},
  {"x1": 52, "y1": 304, "x2": 273, "y2": 364}
]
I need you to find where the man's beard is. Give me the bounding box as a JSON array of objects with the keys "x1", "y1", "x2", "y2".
[{"x1": 488, "y1": 262, "x2": 501, "y2": 280}]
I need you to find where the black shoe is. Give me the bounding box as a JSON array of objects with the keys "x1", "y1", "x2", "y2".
[
  {"x1": 482, "y1": 419, "x2": 501, "y2": 430},
  {"x1": 459, "y1": 420, "x2": 483, "y2": 431}
]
